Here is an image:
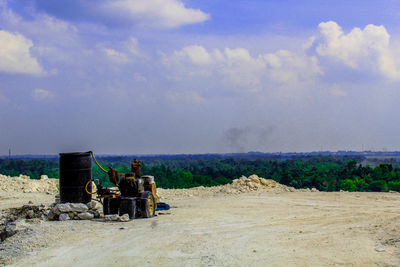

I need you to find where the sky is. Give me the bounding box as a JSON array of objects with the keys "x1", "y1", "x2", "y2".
[{"x1": 1, "y1": 0, "x2": 400, "y2": 155}]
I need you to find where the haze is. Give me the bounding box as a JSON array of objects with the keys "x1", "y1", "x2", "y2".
[{"x1": 1, "y1": 0, "x2": 400, "y2": 155}]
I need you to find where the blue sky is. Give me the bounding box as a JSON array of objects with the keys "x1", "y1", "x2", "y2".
[{"x1": 1, "y1": 0, "x2": 400, "y2": 154}]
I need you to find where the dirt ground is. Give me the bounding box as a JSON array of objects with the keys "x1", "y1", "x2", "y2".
[{"x1": 2, "y1": 190, "x2": 400, "y2": 267}]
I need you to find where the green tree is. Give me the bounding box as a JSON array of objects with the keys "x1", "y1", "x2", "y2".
[{"x1": 340, "y1": 179, "x2": 357, "y2": 192}]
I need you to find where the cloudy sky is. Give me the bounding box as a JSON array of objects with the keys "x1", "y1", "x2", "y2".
[{"x1": 1, "y1": 0, "x2": 400, "y2": 155}]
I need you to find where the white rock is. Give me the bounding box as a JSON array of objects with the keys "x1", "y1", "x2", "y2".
[
  {"x1": 19, "y1": 175, "x2": 30, "y2": 180},
  {"x1": 249, "y1": 175, "x2": 261, "y2": 184},
  {"x1": 40, "y1": 175, "x2": 49, "y2": 180},
  {"x1": 119, "y1": 214, "x2": 130, "y2": 222},
  {"x1": 55, "y1": 203, "x2": 71, "y2": 213},
  {"x1": 104, "y1": 214, "x2": 119, "y2": 221},
  {"x1": 47, "y1": 210, "x2": 56, "y2": 220},
  {"x1": 78, "y1": 212, "x2": 94, "y2": 220},
  {"x1": 70, "y1": 203, "x2": 89, "y2": 212},
  {"x1": 259, "y1": 178, "x2": 268, "y2": 186},
  {"x1": 86, "y1": 201, "x2": 102, "y2": 211},
  {"x1": 59, "y1": 213, "x2": 69, "y2": 221}
]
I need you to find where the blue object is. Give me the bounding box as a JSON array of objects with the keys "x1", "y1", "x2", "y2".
[{"x1": 156, "y1": 202, "x2": 170, "y2": 211}]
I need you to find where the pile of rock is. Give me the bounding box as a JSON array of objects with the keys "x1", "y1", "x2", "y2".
[
  {"x1": 158, "y1": 174, "x2": 319, "y2": 199},
  {"x1": 219, "y1": 174, "x2": 297, "y2": 194},
  {"x1": 0, "y1": 204, "x2": 50, "y2": 243},
  {"x1": 104, "y1": 214, "x2": 130, "y2": 222},
  {"x1": 0, "y1": 174, "x2": 58, "y2": 193},
  {"x1": 0, "y1": 204, "x2": 49, "y2": 224},
  {"x1": 47, "y1": 202, "x2": 102, "y2": 221}
]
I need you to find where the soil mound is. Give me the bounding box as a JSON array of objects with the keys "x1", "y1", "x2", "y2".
[
  {"x1": 157, "y1": 174, "x2": 317, "y2": 199},
  {"x1": 0, "y1": 174, "x2": 58, "y2": 193}
]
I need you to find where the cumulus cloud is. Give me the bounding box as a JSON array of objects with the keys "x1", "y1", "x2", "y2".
[
  {"x1": 102, "y1": 48, "x2": 129, "y2": 63},
  {"x1": 102, "y1": 0, "x2": 210, "y2": 28},
  {"x1": 99, "y1": 37, "x2": 143, "y2": 65},
  {"x1": 315, "y1": 21, "x2": 400, "y2": 80},
  {"x1": 262, "y1": 50, "x2": 321, "y2": 85},
  {"x1": 163, "y1": 45, "x2": 321, "y2": 92},
  {"x1": 32, "y1": 88, "x2": 54, "y2": 100},
  {"x1": 0, "y1": 3, "x2": 79, "y2": 67},
  {"x1": 0, "y1": 30, "x2": 44, "y2": 75}
]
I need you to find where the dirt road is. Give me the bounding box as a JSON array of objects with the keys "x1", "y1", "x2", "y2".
[{"x1": 5, "y1": 191, "x2": 400, "y2": 266}]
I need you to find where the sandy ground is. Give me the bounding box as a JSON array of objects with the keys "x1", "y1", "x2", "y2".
[{"x1": 2, "y1": 191, "x2": 400, "y2": 267}]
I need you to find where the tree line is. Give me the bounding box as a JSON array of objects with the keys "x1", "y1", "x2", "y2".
[{"x1": 1, "y1": 156, "x2": 400, "y2": 192}]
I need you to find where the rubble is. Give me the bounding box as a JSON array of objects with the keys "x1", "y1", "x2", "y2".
[
  {"x1": 0, "y1": 223, "x2": 17, "y2": 242},
  {"x1": 49, "y1": 201, "x2": 101, "y2": 221},
  {"x1": 58, "y1": 213, "x2": 69, "y2": 221},
  {"x1": 78, "y1": 212, "x2": 94, "y2": 220},
  {"x1": 104, "y1": 214, "x2": 119, "y2": 221},
  {"x1": 54, "y1": 203, "x2": 89, "y2": 214},
  {"x1": 0, "y1": 174, "x2": 58, "y2": 193},
  {"x1": 119, "y1": 214, "x2": 130, "y2": 222},
  {"x1": 157, "y1": 174, "x2": 318, "y2": 199}
]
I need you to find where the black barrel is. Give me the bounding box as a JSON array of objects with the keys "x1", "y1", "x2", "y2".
[{"x1": 59, "y1": 152, "x2": 92, "y2": 203}]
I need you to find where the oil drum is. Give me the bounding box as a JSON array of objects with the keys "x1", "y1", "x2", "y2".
[{"x1": 59, "y1": 152, "x2": 92, "y2": 203}]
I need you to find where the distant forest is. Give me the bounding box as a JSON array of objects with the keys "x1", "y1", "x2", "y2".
[{"x1": 1, "y1": 154, "x2": 400, "y2": 192}]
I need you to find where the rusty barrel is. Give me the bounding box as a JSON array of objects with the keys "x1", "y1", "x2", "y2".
[{"x1": 59, "y1": 152, "x2": 92, "y2": 203}]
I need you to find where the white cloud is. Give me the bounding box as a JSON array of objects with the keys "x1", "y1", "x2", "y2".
[
  {"x1": 330, "y1": 87, "x2": 347, "y2": 97},
  {"x1": 165, "y1": 90, "x2": 205, "y2": 103},
  {"x1": 103, "y1": 48, "x2": 129, "y2": 63},
  {"x1": 315, "y1": 21, "x2": 400, "y2": 80},
  {"x1": 126, "y1": 37, "x2": 140, "y2": 56},
  {"x1": 174, "y1": 45, "x2": 212, "y2": 65},
  {"x1": 102, "y1": 0, "x2": 210, "y2": 28},
  {"x1": 99, "y1": 37, "x2": 143, "y2": 65},
  {"x1": 0, "y1": 4, "x2": 79, "y2": 67},
  {"x1": 263, "y1": 50, "x2": 322, "y2": 84},
  {"x1": 32, "y1": 88, "x2": 54, "y2": 100},
  {"x1": 163, "y1": 45, "x2": 321, "y2": 92},
  {"x1": 221, "y1": 48, "x2": 265, "y2": 90},
  {"x1": 0, "y1": 30, "x2": 44, "y2": 75}
]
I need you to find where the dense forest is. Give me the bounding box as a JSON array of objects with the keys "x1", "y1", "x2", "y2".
[{"x1": 1, "y1": 156, "x2": 400, "y2": 192}]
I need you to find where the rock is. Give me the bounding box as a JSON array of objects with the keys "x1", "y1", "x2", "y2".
[
  {"x1": 58, "y1": 213, "x2": 69, "y2": 221},
  {"x1": 55, "y1": 203, "x2": 89, "y2": 213},
  {"x1": 69, "y1": 203, "x2": 89, "y2": 213},
  {"x1": 86, "y1": 201, "x2": 102, "y2": 211},
  {"x1": 40, "y1": 175, "x2": 49, "y2": 180},
  {"x1": 249, "y1": 175, "x2": 261, "y2": 184},
  {"x1": 0, "y1": 224, "x2": 17, "y2": 242},
  {"x1": 119, "y1": 214, "x2": 130, "y2": 222},
  {"x1": 19, "y1": 175, "x2": 30, "y2": 180},
  {"x1": 375, "y1": 247, "x2": 385, "y2": 252},
  {"x1": 104, "y1": 214, "x2": 119, "y2": 221},
  {"x1": 78, "y1": 212, "x2": 94, "y2": 220},
  {"x1": 55, "y1": 203, "x2": 70, "y2": 213},
  {"x1": 26, "y1": 210, "x2": 35, "y2": 219},
  {"x1": 88, "y1": 210, "x2": 101, "y2": 218}
]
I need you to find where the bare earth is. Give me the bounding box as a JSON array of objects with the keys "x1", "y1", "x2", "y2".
[{"x1": 2, "y1": 190, "x2": 400, "y2": 267}]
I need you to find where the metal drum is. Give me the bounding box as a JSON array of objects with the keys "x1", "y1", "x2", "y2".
[{"x1": 59, "y1": 152, "x2": 92, "y2": 203}]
